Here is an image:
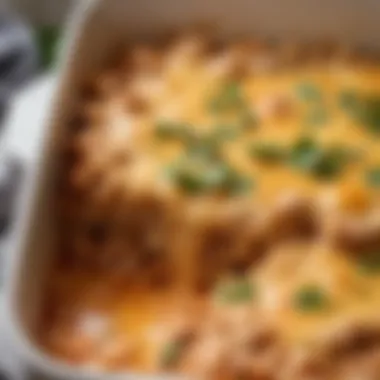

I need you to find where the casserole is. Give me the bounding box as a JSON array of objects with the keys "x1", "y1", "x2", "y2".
[{"x1": 5, "y1": 0, "x2": 380, "y2": 379}]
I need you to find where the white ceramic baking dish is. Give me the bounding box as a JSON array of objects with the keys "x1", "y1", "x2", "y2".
[{"x1": 4, "y1": 0, "x2": 380, "y2": 379}]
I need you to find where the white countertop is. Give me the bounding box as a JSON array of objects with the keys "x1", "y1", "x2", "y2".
[
  {"x1": 0, "y1": 75, "x2": 55, "y2": 380},
  {"x1": 3, "y1": 74, "x2": 56, "y2": 164}
]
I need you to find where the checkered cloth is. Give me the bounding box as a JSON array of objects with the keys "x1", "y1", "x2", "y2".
[
  {"x1": 0, "y1": 14, "x2": 37, "y2": 379},
  {"x1": 0, "y1": 11, "x2": 36, "y2": 237},
  {"x1": 0, "y1": 11, "x2": 38, "y2": 123}
]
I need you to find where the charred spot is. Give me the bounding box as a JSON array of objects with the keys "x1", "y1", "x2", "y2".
[
  {"x1": 329, "y1": 324, "x2": 380, "y2": 360},
  {"x1": 231, "y1": 233, "x2": 268, "y2": 273},
  {"x1": 86, "y1": 221, "x2": 109, "y2": 246},
  {"x1": 201, "y1": 222, "x2": 236, "y2": 256},
  {"x1": 123, "y1": 214, "x2": 165, "y2": 255},
  {"x1": 229, "y1": 263, "x2": 250, "y2": 276},
  {"x1": 61, "y1": 145, "x2": 81, "y2": 169},
  {"x1": 55, "y1": 246, "x2": 78, "y2": 270},
  {"x1": 139, "y1": 244, "x2": 164, "y2": 265},
  {"x1": 196, "y1": 222, "x2": 238, "y2": 291},
  {"x1": 247, "y1": 328, "x2": 278, "y2": 354},
  {"x1": 331, "y1": 221, "x2": 380, "y2": 253},
  {"x1": 78, "y1": 81, "x2": 100, "y2": 102},
  {"x1": 125, "y1": 92, "x2": 149, "y2": 114},
  {"x1": 269, "y1": 198, "x2": 320, "y2": 243},
  {"x1": 67, "y1": 113, "x2": 87, "y2": 135},
  {"x1": 146, "y1": 263, "x2": 172, "y2": 287}
]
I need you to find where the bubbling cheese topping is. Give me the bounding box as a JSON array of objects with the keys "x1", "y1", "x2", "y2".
[
  {"x1": 76, "y1": 37, "x2": 380, "y2": 217},
  {"x1": 43, "y1": 35, "x2": 380, "y2": 379}
]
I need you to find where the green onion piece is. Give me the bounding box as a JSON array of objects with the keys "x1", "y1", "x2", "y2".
[
  {"x1": 212, "y1": 125, "x2": 240, "y2": 141},
  {"x1": 204, "y1": 163, "x2": 236, "y2": 191},
  {"x1": 293, "y1": 285, "x2": 329, "y2": 312},
  {"x1": 186, "y1": 125, "x2": 239, "y2": 160},
  {"x1": 359, "y1": 96, "x2": 380, "y2": 135},
  {"x1": 165, "y1": 158, "x2": 254, "y2": 196},
  {"x1": 212, "y1": 163, "x2": 254, "y2": 195},
  {"x1": 214, "y1": 276, "x2": 255, "y2": 304},
  {"x1": 289, "y1": 138, "x2": 351, "y2": 180},
  {"x1": 208, "y1": 81, "x2": 246, "y2": 113},
  {"x1": 250, "y1": 143, "x2": 287, "y2": 163},
  {"x1": 289, "y1": 137, "x2": 320, "y2": 171},
  {"x1": 304, "y1": 107, "x2": 329, "y2": 127},
  {"x1": 339, "y1": 91, "x2": 380, "y2": 135},
  {"x1": 240, "y1": 109, "x2": 259, "y2": 130},
  {"x1": 310, "y1": 147, "x2": 350, "y2": 179},
  {"x1": 339, "y1": 90, "x2": 360, "y2": 111},
  {"x1": 185, "y1": 134, "x2": 222, "y2": 161},
  {"x1": 296, "y1": 83, "x2": 322, "y2": 102},
  {"x1": 366, "y1": 167, "x2": 380, "y2": 188},
  {"x1": 155, "y1": 121, "x2": 192, "y2": 141},
  {"x1": 357, "y1": 252, "x2": 380, "y2": 275},
  {"x1": 160, "y1": 340, "x2": 185, "y2": 369},
  {"x1": 164, "y1": 159, "x2": 210, "y2": 194}
]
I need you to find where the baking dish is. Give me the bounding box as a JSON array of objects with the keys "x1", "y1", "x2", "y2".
[{"x1": 5, "y1": 0, "x2": 380, "y2": 379}]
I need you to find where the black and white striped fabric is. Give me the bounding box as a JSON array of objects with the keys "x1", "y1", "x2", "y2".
[
  {"x1": 0, "y1": 11, "x2": 37, "y2": 239},
  {"x1": 0, "y1": 12, "x2": 37, "y2": 380},
  {"x1": 0, "y1": 11, "x2": 38, "y2": 124}
]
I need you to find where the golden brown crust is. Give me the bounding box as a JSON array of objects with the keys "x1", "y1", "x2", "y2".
[{"x1": 43, "y1": 32, "x2": 380, "y2": 377}]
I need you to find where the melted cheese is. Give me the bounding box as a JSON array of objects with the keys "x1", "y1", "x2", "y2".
[
  {"x1": 256, "y1": 244, "x2": 380, "y2": 345},
  {"x1": 43, "y1": 244, "x2": 380, "y2": 372},
  {"x1": 122, "y1": 63, "x2": 380, "y2": 209},
  {"x1": 43, "y1": 37, "x2": 380, "y2": 377}
]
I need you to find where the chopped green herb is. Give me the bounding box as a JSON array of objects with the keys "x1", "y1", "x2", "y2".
[
  {"x1": 213, "y1": 125, "x2": 240, "y2": 141},
  {"x1": 339, "y1": 90, "x2": 360, "y2": 111},
  {"x1": 366, "y1": 167, "x2": 380, "y2": 188},
  {"x1": 164, "y1": 158, "x2": 212, "y2": 194},
  {"x1": 166, "y1": 158, "x2": 253, "y2": 196},
  {"x1": 208, "y1": 81, "x2": 246, "y2": 113},
  {"x1": 357, "y1": 252, "x2": 380, "y2": 275},
  {"x1": 155, "y1": 121, "x2": 192, "y2": 141},
  {"x1": 185, "y1": 134, "x2": 222, "y2": 161},
  {"x1": 203, "y1": 163, "x2": 236, "y2": 190},
  {"x1": 311, "y1": 147, "x2": 352, "y2": 179},
  {"x1": 214, "y1": 276, "x2": 255, "y2": 304},
  {"x1": 184, "y1": 125, "x2": 240, "y2": 161},
  {"x1": 160, "y1": 340, "x2": 184, "y2": 369},
  {"x1": 289, "y1": 138, "x2": 352, "y2": 180},
  {"x1": 207, "y1": 162, "x2": 254, "y2": 195},
  {"x1": 239, "y1": 109, "x2": 259, "y2": 130},
  {"x1": 250, "y1": 143, "x2": 287, "y2": 163},
  {"x1": 224, "y1": 173, "x2": 254, "y2": 195},
  {"x1": 359, "y1": 96, "x2": 380, "y2": 134},
  {"x1": 340, "y1": 92, "x2": 380, "y2": 135},
  {"x1": 165, "y1": 165, "x2": 204, "y2": 194},
  {"x1": 293, "y1": 285, "x2": 329, "y2": 312},
  {"x1": 289, "y1": 137, "x2": 320, "y2": 171},
  {"x1": 304, "y1": 107, "x2": 329, "y2": 127},
  {"x1": 296, "y1": 83, "x2": 322, "y2": 102}
]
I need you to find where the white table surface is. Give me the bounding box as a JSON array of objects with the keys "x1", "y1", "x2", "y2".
[
  {"x1": 3, "y1": 75, "x2": 56, "y2": 164},
  {"x1": 0, "y1": 75, "x2": 55, "y2": 380}
]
